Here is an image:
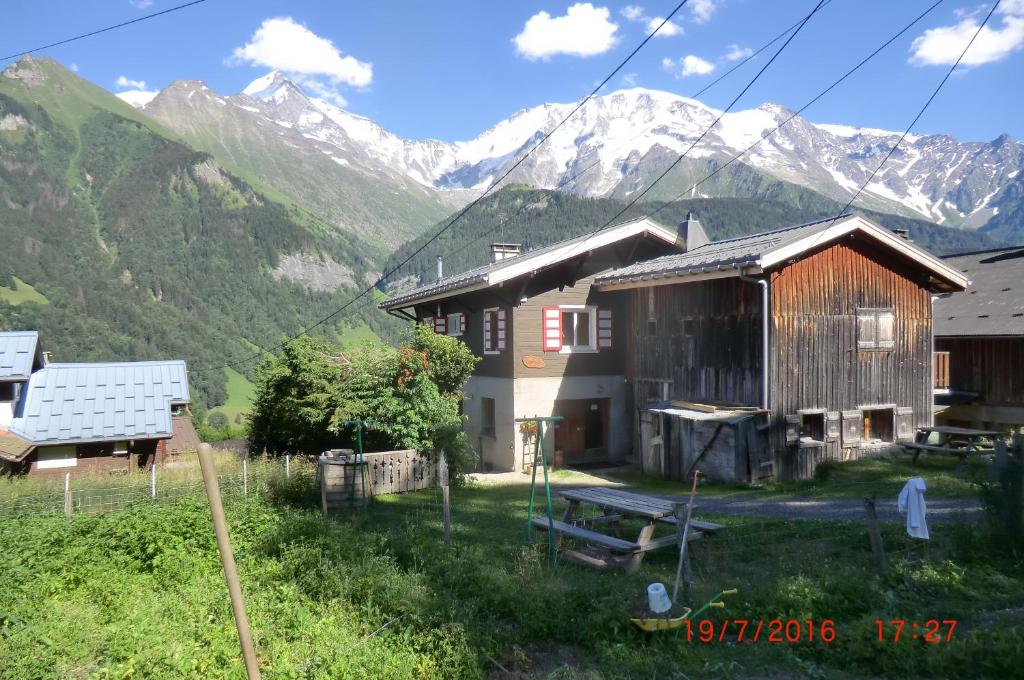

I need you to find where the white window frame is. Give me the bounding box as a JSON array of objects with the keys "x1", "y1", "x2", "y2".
[
  {"x1": 446, "y1": 312, "x2": 463, "y2": 337},
  {"x1": 482, "y1": 307, "x2": 500, "y2": 355},
  {"x1": 559, "y1": 305, "x2": 598, "y2": 354},
  {"x1": 36, "y1": 445, "x2": 78, "y2": 469}
]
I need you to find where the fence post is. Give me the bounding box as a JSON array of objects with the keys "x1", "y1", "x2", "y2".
[
  {"x1": 286, "y1": 454, "x2": 291, "y2": 479},
  {"x1": 150, "y1": 463, "x2": 156, "y2": 500},
  {"x1": 63, "y1": 472, "x2": 72, "y2": 516},
  {"x1": 440, "y1": 450, "x2": 451, "y2": 547},
  {"x1": 243, "y1": 456, "x2": 248, "y2": 496},
  {"x1": 864, "y1": 497, "x2": 888, "y2": 573}
]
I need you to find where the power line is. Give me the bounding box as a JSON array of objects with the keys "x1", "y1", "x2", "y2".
[
  {"x1": 831, "y1": 0, "x2": 1002, "y2": 221},
  {"x1": 646, "y1": 0, "x2": 946, "y2": 222},
  {"x1": 193, "y1": 0, "x2": 693, "y2": 374},
  {"x1": 1, "y1": 0, "x2": 211, "y2": 62}
]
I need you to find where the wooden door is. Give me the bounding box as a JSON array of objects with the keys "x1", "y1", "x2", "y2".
[{"x1": 554, "y1": 400, "x2": 585, "y2": 460}]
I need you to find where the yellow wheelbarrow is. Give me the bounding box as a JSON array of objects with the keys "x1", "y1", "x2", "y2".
[{"x1": 630, "y1": 588, "x2": 738, "y2": 632}]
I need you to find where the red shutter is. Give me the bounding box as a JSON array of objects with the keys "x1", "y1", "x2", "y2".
[
  {"x1": 542, "y1": 307, "x2": 562, "y2": 352},
  {"x1": 483, "y1": 311, "x2": 493, "y2": 351},
  {"x1": 597, "y1": 308, "x2": 613, "y2": 350},
  {"x1": 496, "y1": 308, "x2": 507, "y2": 351},
  {"x1": 434, "y1": 315, "x2": 447, "y2": 335}
]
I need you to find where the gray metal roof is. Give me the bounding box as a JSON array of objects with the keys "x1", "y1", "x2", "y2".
[
  {"x1": 9, "y1": 360, "x2": 190, "y2": 445},
  {"x1": 595, "y1": 213, "x2": 967, "y2": 292},
  {"x1": 934, "y1": 246, "x2": 1024, "y2": 337},
  {"x1": 381, "y1": 217, "x2": 679, "y2": 309},
  {"x1": 0, "y1": 331, "x2": 40, "y2": 381},
  {"x1": 596, "y1": 215, "x2": 849, "y2": 283}
]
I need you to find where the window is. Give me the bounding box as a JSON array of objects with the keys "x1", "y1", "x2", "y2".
[
  {"x1": 561, "y1": 308, "x2": 592, "y2": 349},
  {"x1": 646, "y1": 289, "x2": 657, "y2": 335},
  {"x1": 482, "y1": 308, "x2": 506, "y2": 354},
  {"x1": 799, "y1": 411, "x2": 826, "y2": 446},
  {"x1": 36, "y1": 445, "x2": 77, "y2": 469},
  {"x1": 481, "y1": 397, "x2": 496, "y2": 437},
  {"x1": 446, "y1": 312, "x2": 464, "y2": 337},
  {"x1": 862, "y1": 407, "x2": 896, "y2": 443},
  {"x1": 857, "y1": 308, "x2": 895, "y2": 350},
  {"x1": 0, "y1": 382, "x2": 15, "y2": 401}
]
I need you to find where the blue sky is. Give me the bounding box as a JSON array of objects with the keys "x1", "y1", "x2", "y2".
[{"x1": 2, "y1": 1, "x2": 1022, "y2": 142}]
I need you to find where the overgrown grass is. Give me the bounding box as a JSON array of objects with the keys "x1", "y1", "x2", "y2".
[
  {"x1": 1, "y1": 469, "x2": 1020, "y2": 678},
  {"x1": 606, "y1": 448, "x2": 982, "y2": 499},
  {"x1": 209, "y1": 367, "x2": 258, "y2": 425}
]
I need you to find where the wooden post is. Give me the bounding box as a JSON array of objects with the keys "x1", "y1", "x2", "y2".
[
  {"x1": 63, "y1": 472, "x2": 72, "y2": 516},
  {"x1": 150, "y1": 464, "x2": 156, "y2": 500},
  {"x1": 198, "y1": 444, "x2": 261, "y2": 680},
  {"x1": 285, "y1": 454, "x2": 291, "y2": 479},
  {"x1": 440, "y1": 450, "x2": 451, "y2": 547},
  {"x1": 243, "y1": 456, "x2": 248, "y2": 496},
  {"x1": 864, "y1": 497, "x2": 888, "y2": 573}
]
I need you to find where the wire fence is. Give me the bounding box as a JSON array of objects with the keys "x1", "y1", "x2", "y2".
[{"x1": 0, "y1": 455, "x2": 315, "y2": 518}]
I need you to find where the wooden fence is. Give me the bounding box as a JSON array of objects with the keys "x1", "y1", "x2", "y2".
[{"x1": 320, "y1": 449, "x2": 439, "y2": 514}]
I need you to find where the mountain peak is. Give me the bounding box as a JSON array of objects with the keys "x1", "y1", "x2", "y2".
[{"x1": 241, "y1": 71, "x2": 304, "y2": 103}]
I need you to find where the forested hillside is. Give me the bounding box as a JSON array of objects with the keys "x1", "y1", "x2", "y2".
[
  {"x1": 383, "y1": 184, "x2": 1000, "y2": 288},
  {"x1": 0, "y1": 57, "x2": 399, "y2": 407}
]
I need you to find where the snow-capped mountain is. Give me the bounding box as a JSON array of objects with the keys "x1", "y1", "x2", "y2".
[{"x1": 133, "y1": 72, "x2": 1023, "y2": 231}]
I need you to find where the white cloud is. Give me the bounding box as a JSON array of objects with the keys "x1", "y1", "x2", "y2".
[
  {"x1": 620, "y1": 5, "x2": 646, "y2": 22},
  {"x1": 622, "y1": 72, "x2": 639, "y2": 86},
  {"x1": 513, "y1": 3, "x2": 619, "y2": 60},
  {"x1": 229, "y1": 16, "x2": 372, "y2": 105},
  {"x1": 130, "y1": 0, "x2": 154, "y2": 8},
  {"x1": 723, "y1": 44, "x2": 753, "y2": 61},
  {"x1": 664, "y1": 55, "x2": 716, "y2": 77},
  {"x1": 909, "y1": 4, "x2": 1024, "y2": 67},
  {"x1": 647, "y1": 16, "x2": 683, "y2": 37},
  {"x1": 69, "y1": 63, "x2": 79, "y2": 73},
  {"x1": 115, "y1": 75, "x2": 147, "y2": 90},
  {"x1": 690, "y1": 0, "x2": 719, "y2": 24}
]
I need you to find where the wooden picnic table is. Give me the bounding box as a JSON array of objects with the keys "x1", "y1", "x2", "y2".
[
  {"x1": 530, "y1": 487, "x2": 723, "y2": 572},
  {"x1": 905, "y1": 426, "x2": 1002, "y2": 466}
]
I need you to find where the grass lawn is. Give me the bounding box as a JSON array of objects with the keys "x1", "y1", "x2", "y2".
[
  {"x1": 1, "y1": 460, "x2": 1020, "y2": 679},
  {"x1": 0, "y1": 276, "x2": 49, "y2": 306},
  {"x1": 209, "y1": 367, "x2": 257, "y2": 425},
  {"x1": 605, "y1": 448, "x2": 983, "y2": 499}
]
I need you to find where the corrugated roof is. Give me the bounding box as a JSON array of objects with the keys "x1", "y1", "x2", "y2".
[
  {"x1": 934, "y1": 246, "x2": 1024, "y2": 337},
  {"x1": 380, "y1": 217, "x2": 679, "y2": 309},
  {"x1": 9, "y1": 360, "x2": 190, "y2": 445},
  {"x1": 0, "y1": 331, "x2": 40, "y2": 381},
  {"x1": 595, "y1": 214, "x2": 968, "y2": 292}
]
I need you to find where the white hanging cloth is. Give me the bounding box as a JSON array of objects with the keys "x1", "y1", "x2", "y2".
[{"x1": 897, "y1": 477, "x2": 930, "y2": 540}]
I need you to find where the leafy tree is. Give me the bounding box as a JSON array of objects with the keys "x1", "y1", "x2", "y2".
[{"x1": 206, "y1": 412, "x2": 228, "y2": 430}]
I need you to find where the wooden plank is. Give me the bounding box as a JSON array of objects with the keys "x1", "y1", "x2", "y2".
[
  {"x1": 530, "y1": 518, "x2": 640, "y2": 553},
  {"x1": 635, "y1": 530, "x2": 703, "y2": 553},
  {"x1": 656, "y1": 516, "x2": 725, "y2": 533}
]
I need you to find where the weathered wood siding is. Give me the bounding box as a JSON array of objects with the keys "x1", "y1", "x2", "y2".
[
  {"x1": 628, "y1": 277, "x2": 762, "y2": 405},
  {"x1": 936, "y1": 337, "x2": 1024, "y2": 407},
  {"x1": 513, "y1": 274, "x2": 626, "y2": 379},
  {"x1": 320, "y1": 449, "x2": 439, "y2": 514},
  {"x1": 770, "y1": 236, "x2": 932, "y2": 479},
  {"x1": 414, "y1": 294, "x2": 514, "y2": 378}
]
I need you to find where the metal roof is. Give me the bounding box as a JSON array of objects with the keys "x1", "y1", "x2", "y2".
[
  {"x1": 934, "y1": 246, "x2": 1024, "y2": 337},
  {"x1": 0, "y1": 331, "x2": 41, "y2": 381},
  {"x1": 380, "y1": 217, "x2": 680, "y2": 309},
  {"x1": 8, "y1": 360, "x2": 190, "y2": 445},
  {"x1": 595, "y1": 214, "x2": 969, "y2": 292}
]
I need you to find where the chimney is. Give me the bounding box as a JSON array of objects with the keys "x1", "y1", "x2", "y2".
[
  {"x1": 490, "y1": 243, "x2": 522, "y2": 263},
  {"x1": 678, "y1": 212, "x2": 709, "y2": 251},
  {"x1": 436, "y1": 255, "x2": 443, "y2": 281},
  {"x1": 892, "y1": 228, "x2": 912, "y2": 241},
  {"x1": 42, "y1": 351, "x2": 51, "y2": 365}
]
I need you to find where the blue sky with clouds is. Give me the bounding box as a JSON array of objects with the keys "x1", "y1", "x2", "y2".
[{"x1": 2, "y1": 1, "x2": 1021, "y2": 142}]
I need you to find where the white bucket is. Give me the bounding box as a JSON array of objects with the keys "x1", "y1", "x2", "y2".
[{"x1": 647, "y1": 582, "x2": 672, "y2": 613}]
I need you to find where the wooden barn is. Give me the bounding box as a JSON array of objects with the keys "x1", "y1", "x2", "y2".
[
  {"x1": 0, "y1": 331, "x2": 198, "y2": 475},
  {"x1": 595, "y1": 214, "x2": 968, "y2": 481},
  {"x1": 933, "y1": 245, "x2": 1024, "y2": 433}
]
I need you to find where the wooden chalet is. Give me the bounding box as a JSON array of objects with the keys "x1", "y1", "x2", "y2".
[
  {"x1": 381, "y1": 218, "x2": 691, "y2": 471},
  {"x1": 595, "y1": 214, "x2": 968, "y2": 480},
  {"x1": 933, "y1": 246, "x2": 1024, "y2": 432},
  {"x1": 0, "y1": 331, "x2": 198, "y2": 475}
]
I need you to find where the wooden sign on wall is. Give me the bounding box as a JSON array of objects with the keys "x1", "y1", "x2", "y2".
[{"x1": 522, "y1": 355, "x2": 546, "y2": 369}]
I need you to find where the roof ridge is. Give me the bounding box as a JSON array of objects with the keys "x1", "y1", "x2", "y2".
[
  {"x1": 692, "y1": 213, "x2": 854, "y2": 249},
  {"x1": 43, "y1": 360, "x2": 187, "y2": 368},
  {"x1": 941, "y1": 244, "x2": 1024, "y2": 259}
]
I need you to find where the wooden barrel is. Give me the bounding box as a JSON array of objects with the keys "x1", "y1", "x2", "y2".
[{"x1": 319, "y1": 456, "x2": 369, "y2": 514}]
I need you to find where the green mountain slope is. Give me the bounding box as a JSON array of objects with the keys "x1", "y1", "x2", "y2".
[
  {"x1": 384, "y1": 185, "x2": 1000, "y2": 287},
  {"x1": 0, "y1": 56, "x2": 398, "y2": 407}
]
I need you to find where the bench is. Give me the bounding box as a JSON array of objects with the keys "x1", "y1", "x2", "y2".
[
  {"x1": 656, "y1": 516, "x2": 725, "y2": 533},
  {"x1": 530, "y1": 518, "x2": 640, "y2": 553},
  {"x1": 904, "y1": 442, "x2": 972, "y2": 463}
]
